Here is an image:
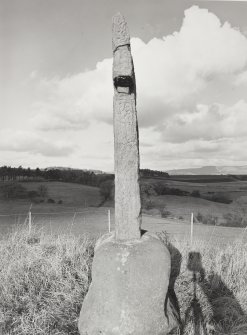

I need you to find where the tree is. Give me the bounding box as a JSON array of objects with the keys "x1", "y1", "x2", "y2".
[
  {"x1": 99, "y1": 180, "x2": 114, "y2": 203},
  {"x1": 191, "y1": 190, "x2": 201, "y2": 198},
  {"x1": 37, "y1": 185, "x2": 48, "y2": 198}
]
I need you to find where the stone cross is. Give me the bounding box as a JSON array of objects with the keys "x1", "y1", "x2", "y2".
[
  {"x1": 112, "y1": 13, "x2": 141, "y2": 240},
  {"x1": 78, "y1": 14, "x2": 178, "y2": 334}
]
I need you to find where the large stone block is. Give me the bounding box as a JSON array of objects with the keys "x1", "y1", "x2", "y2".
[{"x1": 78, "y1": 232, "x2": 176, "y2": 335}]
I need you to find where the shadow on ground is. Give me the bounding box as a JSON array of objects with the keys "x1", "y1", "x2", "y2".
[{"x1": 181, "y1": 251, "x2": 246, "y2": 335}]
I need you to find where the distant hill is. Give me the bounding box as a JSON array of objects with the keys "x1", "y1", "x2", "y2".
[{"x1": 168, "y1": 165, "x2": 247, "y2": 175}]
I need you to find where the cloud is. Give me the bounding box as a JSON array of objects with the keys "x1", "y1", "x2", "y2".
[
  {"x1": 30, "y1": 58, "x2": 113, "y2": 130},
  {"x1": 30, "y1": 6, "x2": 247, "y2": 135},
  {"x1": 140, "y1": 136, "x2": 247, "y2": 171},
  {"x1": 0, "y1": 129, "x2": 75, "y2": 156},
  {"x1": 5, "y1": 5, "x2": 247, "y2": 169},
  {"x1": 234, "y1": 70, "x2": 247, "y2": 86},
  {"x1": 157, "y1": 100, "x2": 247, "y2": 143}
]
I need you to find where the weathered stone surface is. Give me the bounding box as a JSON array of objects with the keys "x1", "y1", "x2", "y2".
[
  {"x1": 78, "y1": 232, "x2": 173, "y2": 335},
  {"x1": 113, "y1": 13, "x2": 141, "y2": 241},
  {"x1": 113, "y1": 46, "x2": 133, "y2": 80},
  {"x1": 114, "y1": 94, "x2": 141, "y2": 240},
  {"x1": 78, "y1": 13, "x2": 180, "y2": 335},
  {"x1": 112, "y1": 13, "x2": 130, "y2": 52}
]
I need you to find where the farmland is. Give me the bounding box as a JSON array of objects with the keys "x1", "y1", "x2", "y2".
[
  {"x1": 1, "y1": 177, "x2": 247, "y2": 236},
  {"x1": 1, "y1": 177, "x2": 247, "y2": 334}
]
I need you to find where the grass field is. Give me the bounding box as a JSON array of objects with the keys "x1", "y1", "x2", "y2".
[
  {"x1": 1, "y1": 178, "x2": 247, "y2": 217},
  {"x1": 1, "y1": 179, "x2": 247, "y2": 334},
  {"x1": 143, "y1": 177, "x2": 247, "y2": 204},
  {"x1": 1, "y1": 179, "x2": 247, "y2": 241},
  {"x1": 0, "y1": 227, "x2": 246, "y2": 335},
  {"x1": 0, "y1": 181, "x2": 101, "y2": 212},
  {"x1": 1, "y1": 209, "x2": 246, "y2": 247}
]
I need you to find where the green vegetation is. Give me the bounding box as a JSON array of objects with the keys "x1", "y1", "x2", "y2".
[
  {"x1": 1, "y1": 172, "x2": 247, "y2": 227},
  {"x1": 98, "y1": 179, "x2": 114, "y2": 204},
  {"x1": 0, "y1": 182, "x2": 101, "y2": 212},
  {"x1": 140, "y1": 168, "x2": 169, "y2": 178},
  {"x1": 0, "y1": 228, "x2": 94, "y2": 335},
  {"x1": 196, "y1": 212, "x2": 219, "y2": 226},
  {"x1": 0, "y1": 182, "x2": 49, "y2": 202},
  {"x1": 0, "y1": 228, "x2": 246, "y2": 334},
  {"x1": 0, "y1": 165, "x2": 113, "y2": 187},
  {"x1": 223, "y1": 212, "x2": 247, "y2": 228}
]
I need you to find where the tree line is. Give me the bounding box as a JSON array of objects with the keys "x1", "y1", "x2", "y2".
[
  {"x1": 0, "y1": 166, "x2": 114, "y2": 187},
  {"x1": 0, "y1": 166, "x2": 169, "y2": 186}
]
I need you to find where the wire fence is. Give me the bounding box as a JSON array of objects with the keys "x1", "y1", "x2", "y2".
[{"x1": 0, "y1": 207, "x2": 246, "y2": 245}]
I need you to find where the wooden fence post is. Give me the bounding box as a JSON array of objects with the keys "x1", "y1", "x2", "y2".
[
  {"x1": 190, "y1": 212, "x2": 194, "y2": 246},
  {"x1": 28, "y1": 210, "x2": 32, "y2": 234},
  {"x1": 28, "y1": 204, "x2": 32, "y2": 234},
  {"x1": 108, "y1": 209, "x2": 111, "y2": 233}
]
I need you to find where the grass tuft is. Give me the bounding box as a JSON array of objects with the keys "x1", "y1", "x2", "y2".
[
  {"x1": 0, "y1": 227, "x2": 94, "y2": 335},
  {"x1": 161, "y1": 234, "x2": 247, "y2": 335},
  {"x1": 1, "y1": 228, "x2": 247, "y2": 334}
]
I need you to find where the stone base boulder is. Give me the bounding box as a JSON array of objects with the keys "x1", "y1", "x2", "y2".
[{"x1": 78, "y1": 232, "x2": 179, "y2": 335}]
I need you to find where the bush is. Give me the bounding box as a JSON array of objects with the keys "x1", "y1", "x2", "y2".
[
  {"x1": 191, "y1": 190, "x2": 201, "y2": 198},
  {"x1": 160, "y1": 209, "x2": 171, "y2": 218},
  {"x1": 141, "y1": 183, "x2": 157, "y2": 197},
  {"x1": 142, "y1": 198, "x2": 155, "y2": 210},
  {"x1": 27, "y1": 190, "x2": 39, "y2": 199},
  {"x1": 196, "y1": 212, "x2": 218, "y2": 225},
  {"x1": 99, "y1": 180, "x2": 114, "y2": 203},
  {"x1": 205, "y1": 193, "x2": 232, "y2": 204},
  {"x1": 140, "y1": 183, "x2": 157, "y2": 210},
  {"x1": 37, "y1": 184, "x2": 48, "y2": 198},
  {"x1": 223, "y1": 212, "x2": 247, "y2": 227},
  {"x1": 196, "y1": 212, "x2": 203, "y2": 222},
  {"x1": 154, "y1": 184, "x2": 189, "y2": 196}
]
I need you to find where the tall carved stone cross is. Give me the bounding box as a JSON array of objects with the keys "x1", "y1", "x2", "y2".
[
  {"x1": 112, "y1": 13, "x2": 141, "y2": 240},
  {"x1": 78, "y1": 14, "x2": 177, "y2": 335}
]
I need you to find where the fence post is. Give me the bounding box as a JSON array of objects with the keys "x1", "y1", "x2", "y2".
[
  {"x1": 242, "y1": 226, "x2": 247, "y2": 243},
  {"x1": 190, "y1": 212, "x2": 194, "y2": 246},
  {"x1": 28, "y1": 210, "x2": 32, "y2": 234},
  {"x1": 108, "y1": 209, "x2": 111, "y2": 233},
  {"x1": 71, "y1": 212, "x2": 77, "y2": 226}
]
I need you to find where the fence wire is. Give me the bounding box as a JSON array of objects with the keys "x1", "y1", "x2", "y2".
[{"x1": 0, "y1": 208, "x2": 246, "y2": 245}]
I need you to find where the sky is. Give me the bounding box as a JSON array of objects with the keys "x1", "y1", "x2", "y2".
[{"x1": 1, "y1": 0, "x2": 247, "y2": 172}]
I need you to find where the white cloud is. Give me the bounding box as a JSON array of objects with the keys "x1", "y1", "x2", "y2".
[
  {"x1": 0, "y1": 129, "x2": 75, "y2": 156},
  {"x1": 29, "y1": 6, "x2": 247, "y2": 134},
  {"x1": 3, "y1": 5, "x2": 247, "y2": 169},
  {"x1": 30, "y1": 58, "x2": 113, "y2": 130},
  {"x1": 157, "y1": 100, "x2": 247, "y2": 143},
  {"x1": 234, "y1": 70, "x2": 247, "y2": 86}
]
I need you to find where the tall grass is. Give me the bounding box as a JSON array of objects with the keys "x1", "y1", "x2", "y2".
[
  {"x1": 163, "y1": 235, "x2": 247, "y2": 335},
  {"x1": 0, "y1": 227, "x2": 247, "y2": 334},
  {"x1": 0, "y1": 227, "x2": 94, "y2": 334}
]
